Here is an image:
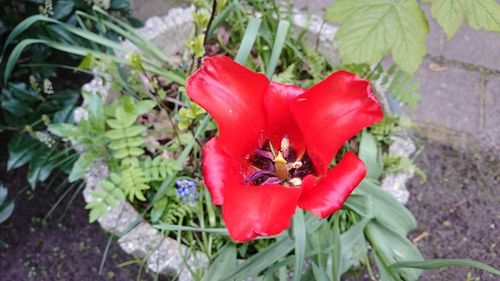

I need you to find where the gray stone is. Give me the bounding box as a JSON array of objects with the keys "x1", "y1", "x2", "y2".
[
  {"x1": 442, "y1": 26, "x2": 500, "y2": 71},
  {"x1": 406, "y1": 59, "x2": 482, "y2": 136},
  {"x1": 420, "y1": 3, "x2": 447, "y2": 57},
  {"x1": 293, "y1": 0, "x2": 331, "y2": 15},
  {"x1": 131, "y1": 0, "x2": 188, "y2": 21},
  {"x1": 483, "y1": 75, "x2": 500, "y2": 151}
]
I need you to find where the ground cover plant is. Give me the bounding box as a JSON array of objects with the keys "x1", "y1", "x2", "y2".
[{"x1": 1, "y1": 0, "x2": 500, "y2": 280}]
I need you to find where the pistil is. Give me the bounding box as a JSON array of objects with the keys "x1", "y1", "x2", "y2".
[{"x1": 273, "y1": 152, "x2": 288, "y2": 180}]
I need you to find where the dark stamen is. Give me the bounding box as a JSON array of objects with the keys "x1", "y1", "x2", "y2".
[
  {"x1": 250, "y1": 149, "x2": 275, "y2": 171},
  {"x1": 245, "y1": 170, "x2": 275, "y2": 185},
  {"x1": 292, "y1": 154, "x2": 314, "y2": 178}
]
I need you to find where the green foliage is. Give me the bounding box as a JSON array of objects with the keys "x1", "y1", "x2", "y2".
[
  {"x1": 272, "y1": 63, "x2": 296, "y2": 84},
  {"x1": 178, "y1": 103, "x2": 206, "y2": 130},
  {"x1": 49, "y1": 92, "x2": 108, "y2": 182},
  {"x1": 388, "y1": 68, "x2": 422, "y2": 110},
  {"x1": 424, "y1": 0, "x2": 500, "y2": 38},
  {"x1": 0, "y1": 184, "x2": 15, "y2": 224},
  {"x1": 85, "y1": 173, "x2": 125, "y2": 223},
  {"x1": 105, "y1": 111, "x2": 145, "y2": 162},
  {"x1": 143, "y1": 156, "x2": 182, "y2": 181},
  {"x1": 326, "y1": 0, "x2": 429, "y2": 74},
  {"x1": 120, "y1": 164, "x2": 149, "y2": 201}
]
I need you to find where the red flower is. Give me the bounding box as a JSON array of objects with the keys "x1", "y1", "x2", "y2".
[{"x1": 187, "y1": 56, "x2": 383, "y2": 242}]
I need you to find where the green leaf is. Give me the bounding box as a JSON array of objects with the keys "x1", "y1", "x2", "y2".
[
  {"x1": 339, "y1": 217, "x2": 371, "y2": 274},
  {"x1": 150, "y1": 197, "x2": 167, "y2": 223},
  {"x1": 426, "y1": 0, "x2": 500, "y2": 38},
  {"x1": 425, "y1": 0, "x2": 464, "y2": 38},
  {"x1": 293, "y1": 209, "x2": 306, "y2": 281},
  {"x1": 266, "y1": 20, "x2": 290, "y2": 79},
  {"x1": 223, "y1": 238, "x2": 294, "y2": 280},
  {"x1": 7, "y1": 134, "x2": 41, "y2": 171},
  {"x1": 68, "y1": 152, "x2": 97, "y2": 182},
  {"x1": 388, "y1": 68, "x2": 422, "y2": 110},
  {"x1": 124, "y1": 125, "x2": 145, "y2": 137},
  {"x1": 391, "y1": 259, "x2": 500, "y2": 276},
  {"x1": 311, "y1": 262, "x2": 331, "y2": 281},
  {"x1": 27, "y1": 148, "x2": 58, "y2": 188},
  {"x1": 366, "y1": 221, "x2": 423, "y2": 281},
  {"x1": 358, "y1": 131, "x2": 383, "y2": 180},
  {"x1": 326, "y1": 0, "x2": 428, "y2": 74},
  {"x1": 202, "y1": 245, "x2": 238, "y2": 281},
  {"x1": 331, "y1": 214, "x2": 341, "y2": 281},
  {"x1": 343, "y1": 193, "x2": 372, "y2": 217},
  {"x1": 355, "y1": 180, "x2": 416, "y2": 235},
  {"x1": 235, "y1": 18, "x2": 262, "y2": 65},
  {"x1": 0, "y1": 186, "x2": 14, "y2": 224}
]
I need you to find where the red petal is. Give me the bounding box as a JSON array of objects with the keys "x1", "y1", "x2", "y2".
[
  {"x1": 187, "y1": 56, "x2": 270, "y2": 157},
  {"x1": 222, "y1": 183, "x2": 302, "y2": 242},
  {"x1": 298, "y1": 152, "x2": 366, "y2": 218},
  {"x1": 264, "y1": 82, "x2": 306, "y2": 156},
  {"x1": 202, "y1": 137, "x2": 244, "y2": 205},
  {"x1": 290, "y1": 71, "x2": 383, "y2": 173}
]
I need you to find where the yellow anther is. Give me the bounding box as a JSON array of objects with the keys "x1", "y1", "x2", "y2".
[{"x1": 273, "y1": 152, "x2": 288, "y2": 180}]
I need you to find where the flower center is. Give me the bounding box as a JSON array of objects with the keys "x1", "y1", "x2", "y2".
[{"x1": 245, "y1": 136, "x2": 314, "y2": 187}]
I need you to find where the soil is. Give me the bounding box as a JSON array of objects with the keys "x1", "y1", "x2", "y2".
[
  {"x1": 405, "y1": 140, "x2": 500, "y2": 281},
  {"x1": 0, "y1": 138, "x2": 167, "y2": 281}
]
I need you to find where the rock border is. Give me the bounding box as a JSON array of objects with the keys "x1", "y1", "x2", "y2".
[{"x1": 80, "y1": 5, "x2": 416, "y2": 280}]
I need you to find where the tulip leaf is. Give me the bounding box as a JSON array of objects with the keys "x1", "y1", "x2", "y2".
[
  {"x1": 390, "y1": 259, "x2": 500, "y2": 276},
  {"x1": 222, "y1": 238, "x2": 294, "y2": 280},
  {"x1": 424, "y1": 0, "x2": 500, "y2": 39},
  {"x1": 201, "y1": 244, "x2": 237, "y2": 281},
  {"x1": 366, "y1": 221, "x2": 423, "y2": 281},
  {"x1": 266, "y1": 20, "x2": 290, "y2": 79},
  {"x1": 339, "y1": 217, "x2": 371, "y2": 274},
  {"x1": 358, "y1": 131, "x2": 383, "y2": 180},
  {"x1": 331, "y1": 214, "x2": 341, "y2": 281},
  {"x1": 235, "y1": 18, "x2": 262, "y2": 65},
  {"x1": 326, "y1": 0, "x2": 428, "y2": 74},
  {"x1": 292, "y1": 209, "x2": 306, "y2": 281},
  {"x1": 355, "y1": 180, "x2": 416, "y2": 236}
]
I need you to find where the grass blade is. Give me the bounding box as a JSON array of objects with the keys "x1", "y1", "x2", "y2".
[
  {"x1": 153, "y1": 224, "x2": 229, "y2": 235},
  {"x1": 293, "y1": 209, "x2": 306, "y2": 281},
  {"x1": 208, "y1": 2, "x2": 236, "y2": 37},
  {"x1": 391, "y1": 259, "x2": 500, "y2": 276},
  {"x1": 266, "y1": 20, "x2": 290, "y2": 79},
  {"x1": 234, "y1": 18, "x2": 262, "y2": 65}
]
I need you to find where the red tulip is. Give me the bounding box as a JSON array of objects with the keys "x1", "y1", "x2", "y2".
[{"x1": 187, "y1": 56, "x2": 383, "y2": 242}]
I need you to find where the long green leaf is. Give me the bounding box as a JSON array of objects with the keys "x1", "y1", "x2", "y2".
[
  {"x1": 4, "y1": 39, "x2": 184, "y2": 85},
  {"x1": 331, "y1": 214, "x2": 341, "y2": 281},
  {"x1": 154, "y1": 224, "x2": 229, "y2": 235},
  {"x1": 201, "y1": 244, "x2": 237, "y2": 281},
  {"x1": 391, "y1": 259, "x2": 500, "y2": 276},
  {"x1": 293, "y1": 209, "x2": 306, "y2": 281},
  {"x1": 358, "y1": 131, "x2": 383, "y2": 180},
  {"x1": 355, "y1": 180, "x2": 416, "y2": 235},
  {"x1": 222, "y1": 238, "x2": 294, "y2": 280},
  {"x1": 266, "y1": 20, "x2": 290, "y2": 79},
  {"x1": 234, "y1": 18, "x2": 262, "y2": 65},
  {"x1": 366, "y1": 221, "x2": 423, "y2": 281}
]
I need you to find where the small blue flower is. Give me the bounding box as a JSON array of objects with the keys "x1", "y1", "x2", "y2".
[{"x1": 176, "y1": 179, "x2": 199, "y2": 204}]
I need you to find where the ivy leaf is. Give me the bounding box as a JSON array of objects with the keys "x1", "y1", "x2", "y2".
[
  {"x1": 326, "y1": 0, "x2": 428, "y2": 74},
  {"x1": 425, "y1": 0, "x2": 500, "y2": 38}
]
